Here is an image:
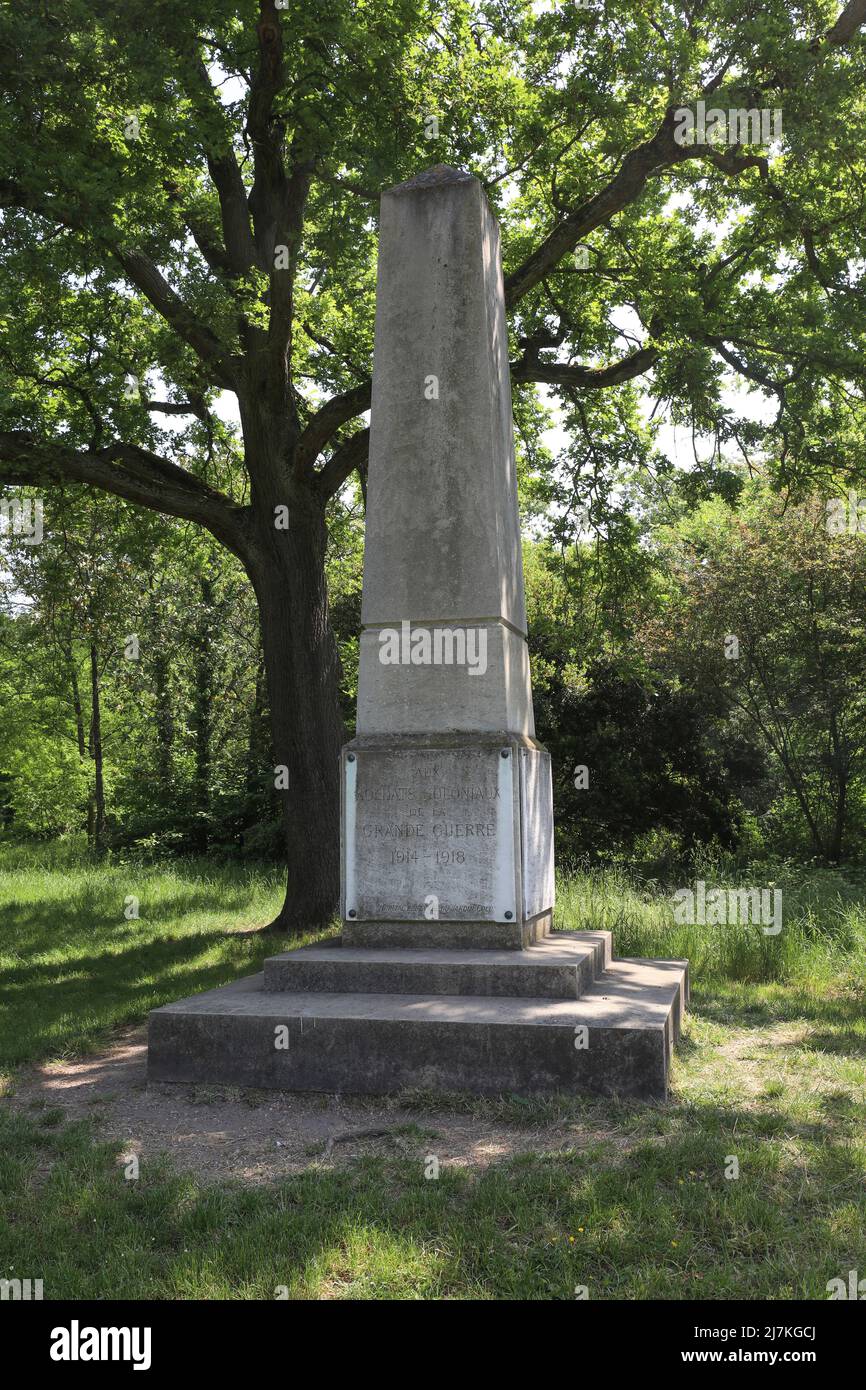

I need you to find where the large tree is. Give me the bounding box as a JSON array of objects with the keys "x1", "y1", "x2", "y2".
[{"x1": 1, "y1": 0, "x2": 865, "y2": 927}]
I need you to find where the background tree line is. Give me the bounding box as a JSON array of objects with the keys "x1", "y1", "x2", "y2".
[{"x1": 4, "y1": 465, "x2": 865, "y2": 873}]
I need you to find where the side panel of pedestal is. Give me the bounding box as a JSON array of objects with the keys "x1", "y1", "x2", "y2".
[
  {"x1": 340, "y1": 737, "x2": 554, "y2": 948},
  {"x1": 520, "y1": 747, "x2": 554, "y2": 920}
]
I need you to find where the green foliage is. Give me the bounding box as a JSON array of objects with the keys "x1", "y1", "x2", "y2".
[
  {"x1": 523, "y1": 524, "x2": 759, "y2": 865},
  {"x1": 0, "y1": 492, "x2": 279, "y2": 854},
  {"x1": 646, "y1": 482, "x2": 866, "y2": 862},
  {"x1": 3, "y1": 734, "x2": 90, "y2": 836},
  {"x1": 2, "y1": 0, "x2": 866, "y2": 500}
]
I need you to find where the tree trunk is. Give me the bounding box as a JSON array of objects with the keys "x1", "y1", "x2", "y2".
[
  {"x1": 826, "y1": 705, "x2": 848, "y2": 864},
  {"x1": 71, "y1": 651, "x2": 95, "y2": 846},
  {"x1": 191, "y1": 575, "x2": 214, "y2": 850},
  {"x1": 65, "y1": 645, "x2": 87, "y2": 759},
  {"x1": 153, "y1": 648, "x2": 174, "y2": 793},
  {"x1": 245, "y1": 485, "x2": 345, "y2": 932},
  {"x1": 89, "y1": 641, "x2": 106, "y2": 851},
  {"x1": 245, "y1": 647, "x2": 269, "y2": 798}
]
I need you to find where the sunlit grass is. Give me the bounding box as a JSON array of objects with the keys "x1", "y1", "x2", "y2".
[
  {"x1": 556, "y1": 863, "x2": 866, "y2": 985},
  {"x1": 2, "y1": 983, "x2": 864, "y2": 1301}
]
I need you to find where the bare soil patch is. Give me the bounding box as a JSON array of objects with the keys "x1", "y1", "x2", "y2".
[{"x1": 3, "y1": 1026, "x2": 625, "y2": 1182}]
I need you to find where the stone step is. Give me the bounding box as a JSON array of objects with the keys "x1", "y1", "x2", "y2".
[
  {"x1": 148, "y1": 957, "x2": 688, "y2": 1101},
  {"x1": 342, "y1": 913, "x2": 551, "y2": 950},
  {"x1": 262, "y1": 931, "x2": 612, "y2": 1000}
]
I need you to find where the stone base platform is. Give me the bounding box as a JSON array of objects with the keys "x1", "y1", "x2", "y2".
[
  {"x1": 262, "y1": 932, "x2": 610, "y2": 998},
  {"x1": 148, "y1": 932, "x2": 688, "y2": 1101}
]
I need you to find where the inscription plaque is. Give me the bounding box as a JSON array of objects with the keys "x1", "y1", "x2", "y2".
[{"x1": 344, "y1": 746, "x2": 518, "y2": 922}]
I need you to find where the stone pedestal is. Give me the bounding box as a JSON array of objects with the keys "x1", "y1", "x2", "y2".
[
  {"x1": 148, "y1": 165, "x2": 687, "y2": 1102},
  {"x1": 341, "y1": 736, "x2": 553, "y2": 948}
]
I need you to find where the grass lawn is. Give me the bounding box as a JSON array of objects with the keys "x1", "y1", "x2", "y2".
[
  {"x1": 1, "y1": 842, "x2": 864, "y2": 1300},
  {"x1": 0, "y1": 839, "x2": 295, "y2": 1066}
]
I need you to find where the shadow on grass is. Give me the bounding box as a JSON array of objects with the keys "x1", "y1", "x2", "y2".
[
  {"x1": 0, "y1": 932, "x2": 289, "y2": 1067},
  {"x1": 689, "y1": 984, "x2": 865, "y2": 1032},
  {"x1": 0, "y1": 886, "x2": 280, "y2": 937},
  {"x1": 0, "y1": 847, "x2": 342, "y2": 1066}
]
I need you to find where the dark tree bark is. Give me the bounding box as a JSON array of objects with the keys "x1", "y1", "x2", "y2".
[
  {"x1": 64, "y1": 642, "x2": 87, "y2": 760},
  {"x1": 240, "y1": 436, "x2": 346, "y2": 929},
  {"x1": 191, "y1": 575, "x2": 214, "y2": 849},
  {"x1": 88, "y1": 641, "x2": 106, "y2": 852},
  {"x1": 245, "y1": 647, "x2": 269, "y2": 799},
  {"x1": 68, "y1": 644, "x2": 93, "y2": 843}
]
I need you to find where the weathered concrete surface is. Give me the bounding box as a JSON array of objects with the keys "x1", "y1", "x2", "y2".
[
  {"x1": 341, "y1": 906, "x2": 553, "y2": 950},
  {"x1": 345, "y1": 166, "x2": 553, "y2": 950},
  {"x1": 146, "y1": 166, "x2": 687, "y2": 1105},
  {"x1": 356, "y1": 621, "x2": 533, "y2": 736},
  {"x1": 340, "y1": 912, "x2": 551, "y2": 949},
  {"x1": 360, "y1": 166, "x2": 527, "y2": 659},
  {"x1": 148, "y1": 956, "x2": 688, "y2": 1100},
  {"x1": 263, "y1": 932, "x2": 611, "y2": 999},
  {"x1": 343, "y1": 741, "x2": 517, "y2": 923},
  {"x1": 520, "y1": 747, "x2": 554, "y2": 919}
]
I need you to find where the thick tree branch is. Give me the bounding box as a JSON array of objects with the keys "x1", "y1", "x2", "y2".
[
  {"x1": 246, "y1": 2, "x2": 288, "y2": 262},
  {"x1": 164, "y1": 182, "x2": 235, "y2": 278},
  {"x1": 704, "y1": 149, "x2": 769, "y2": 179},
  {"x1": 299, "y1": 342, "x2": 659, "y2": 467},
  {"x1": 267, "y1": 154, "x2": 313, "y2": 364},
  {"x1": 295, "y1": 380, "x2": 372, "y2": 473},
  {"x1": 0, "y1": 432, "x2": 249, "y2": 558},
  {"x1": 145, "y1": 394, "x2": 209, "y2": 421},
  {"x1": 112, "y1": 247, "x2": 237, "y2": 388},
  {"x1": 698, "y1": 329, "x2": 865, "y2": 393},
  {"x1": 699, "y1": 333, "x2": 787, "y2": 395},
  {"x1": 510, "y1": 345, "x2": 659, "y2": 390},
  {"x1": 504, "y1": 0, "x2": 866, "y2": 309},
  {"x1": 247, "y1": 4, "x2": 286, "y2": 153},
  {"x1": 186, "y1": 56, "x2": 260, "y2": 274},
  {"x1": 315, "y1": 427, "x2": 370, "y2": 500},
  {"x1": 208, "y1": 150, "x2": 260, "y2": 274},
  {"x1": 317, "y1": 169, "x2": 380, "y2": 202},
  {"x1": 299, "y1": 344, "x2": 660, "y2": 467},
  {"x1": 817, "y1": 0, "x2": 866, "y2": 51},
  {"x1": 504, "y1": 109, "x2": 697, "y2": 308},
  {"x1": 240, "y1": 6, "x2": 315, "y2": 402},
  {"x1": 186, "y1": 212, "x2": 234, "y2": 277},
  {"x1": 291, "y1": 0, "x2": 866, "y2": 463}
]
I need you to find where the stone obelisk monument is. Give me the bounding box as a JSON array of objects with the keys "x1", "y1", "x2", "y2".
[
  {"x1": 148, "y1": 167, "x2": 687, "y2": 1100},
  {"x1": 343, "y1": 164, "x2": 554, "y2": 948}
]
